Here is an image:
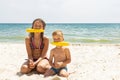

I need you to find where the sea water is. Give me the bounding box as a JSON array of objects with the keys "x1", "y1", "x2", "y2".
[{"x1": 0, "y1": 23, "x2": 120, "y2": 44}]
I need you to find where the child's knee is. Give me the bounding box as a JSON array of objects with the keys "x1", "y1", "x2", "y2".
[{"x1": 59, "y1": 72, "x2": 69, "y2": 77}]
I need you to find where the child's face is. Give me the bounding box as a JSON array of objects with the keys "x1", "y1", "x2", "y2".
[
  {"x1": 33, "y1": 20, "x2": 43, "y2": 29},
  {"x1": 53, "y1": 34, "x2": 64, "y2": 42}
]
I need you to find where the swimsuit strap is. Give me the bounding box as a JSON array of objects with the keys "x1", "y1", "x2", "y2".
[
  {"x1": 31, "y1": 37, "x2": 36, "y2": 49},
  {"x1": 40, "y1": 41, "x2": 44, "y2": 49},
  {"x1": 31, "y1": 37, "x2": 44, "y2": 49},
  {"x1": 30, "y1": 37, "x2": 35, "y2": 49}
]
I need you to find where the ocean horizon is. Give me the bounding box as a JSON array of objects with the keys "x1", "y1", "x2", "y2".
[{"x1": 0, "y1": 23, "x2": 120, "y2": 44}]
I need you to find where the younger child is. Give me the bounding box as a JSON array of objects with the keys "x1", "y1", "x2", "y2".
[{"x1": 44, "y1": 30, "x2": 71, "y2": 77}]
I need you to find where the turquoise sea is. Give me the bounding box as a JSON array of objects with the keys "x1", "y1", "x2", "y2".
[{"x1": 0, "y1": 23, "x2": 120, "y2": 44}]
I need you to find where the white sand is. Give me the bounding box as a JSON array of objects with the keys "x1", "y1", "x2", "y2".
[{"x1": 0, "y1": 43, "x2": 120, "y2": 80}]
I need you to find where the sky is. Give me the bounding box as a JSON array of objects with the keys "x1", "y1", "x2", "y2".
[{"x1": 0, "y1": 0, "x2": 120, "y2": 23}]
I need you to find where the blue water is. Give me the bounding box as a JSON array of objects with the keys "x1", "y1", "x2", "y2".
[{"x1": 0, "y1": 23, "x2": 120, "y2": 44}]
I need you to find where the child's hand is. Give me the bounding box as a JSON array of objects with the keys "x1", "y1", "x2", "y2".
[
  {"x1": 57, "y1": 62, "x2": 63, "y2": 66},
  {"x1": 55, "y1": 62, "x2": 63, "y2": 68}
]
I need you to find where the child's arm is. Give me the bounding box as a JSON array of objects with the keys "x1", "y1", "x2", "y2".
[
  {"x1": 62, "y1": 48, "x2": 71, "y2": 66},
  {"x1": 49, "y1": 50, "x2": 55, "y2": 67}
]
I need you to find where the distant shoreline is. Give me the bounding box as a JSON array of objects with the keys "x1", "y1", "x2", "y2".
[
  {"x1": 0, "y1": 42, "x2": 120, "y2": 46},
  {"x1": 0, "y1": 23, "x2": 120, "y2": 24}
]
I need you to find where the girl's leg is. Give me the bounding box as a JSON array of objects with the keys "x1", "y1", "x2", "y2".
[
  {"x1": 36, "y1": 59, "x2": 51, "y2": 73},
  {"x1": 20, "y1": 61, "x2": 32, "y2": 74}
]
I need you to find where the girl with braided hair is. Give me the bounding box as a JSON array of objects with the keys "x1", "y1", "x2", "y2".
[{"x1": 20, "y1": 18, "x2": 50, "y2": 74}]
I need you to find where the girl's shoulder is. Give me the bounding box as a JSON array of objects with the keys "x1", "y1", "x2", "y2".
[
  {"x1": 25, "y1": 36, "x2": 31, "y2": 43},
  {"x1": 43, "y1": 36, "x2": 49, "y2": 41},
  {"x1": 25, "y1": 36, "x2": 30, "y2": 40}
]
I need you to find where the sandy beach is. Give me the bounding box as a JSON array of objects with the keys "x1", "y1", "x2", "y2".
[{"x1": 0, "y1": 43, "x2": 120, "y2": 80}]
